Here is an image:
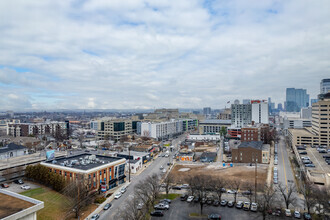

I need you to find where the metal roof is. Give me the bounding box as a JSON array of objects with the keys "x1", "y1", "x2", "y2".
[{"x1": 0, "y1": 143, "x2": 26, "y2": 154}]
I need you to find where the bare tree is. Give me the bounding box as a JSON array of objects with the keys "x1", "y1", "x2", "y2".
[
  {"x1": 117, "y1": 196, "x2": 145, "y2": 220},
  {"x1": 63, "y1": 174, "x2": 93, "y2": 218},
  {"x1": 145, "y1": 174, "x2": 160, "y2": 206},
  {"x1": 78, "y1": 132, "x2": 84, "y2": 148},
  {"x1": 229, "y1": 179, "x2": 241, "y2": 203},
  {"x1": 302, "y1": 181, "x2": 317, "y2": 214},
  {"x1": 186, "y1": 175, "x2": 198, "y2": 196},
  {"x1": 277, "y1": 182, "x2": 296, "y2": 209},
  {"x1": 210, "y1": 177, "x2": 227, "y2": 201},
  {"x1": 193, "y1": 175, "x2": 211, "y2": 215},
  {"x1": 135, "y1": 182, "x2": 152, "y2": 211},
  {"x1": 242, "y1": 182, "x2": 254, "y2": 203},
  {"x1": 257, "y1": 184, "x2": 276, "y2": 220},
  {"x1": 313, "y1": 187, "x2": 329, "y2": 218},
  {"x1": 164, "y1": 174, "x2": 173, "y2": 196}
]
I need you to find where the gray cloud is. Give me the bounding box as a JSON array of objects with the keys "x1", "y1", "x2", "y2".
[{"x1": 0, "y1": 0, "x2": 329, "y2": 110}]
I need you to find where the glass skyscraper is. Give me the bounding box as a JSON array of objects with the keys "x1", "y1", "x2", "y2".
[
  {"x1": 320, "y1": 78, "x2": 330, "y2": 94},
  {"x1": 285, "y1": 88, "x2": 309, "y2": 112}
]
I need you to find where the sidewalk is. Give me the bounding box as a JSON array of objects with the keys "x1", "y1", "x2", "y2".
[{"x1": 266, "y1": 141, "x2": 275, "y2": 187}]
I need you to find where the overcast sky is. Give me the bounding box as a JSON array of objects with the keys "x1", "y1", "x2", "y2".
[{"x1": 0, "y1": 0, "x2": 329, "y2": 111}]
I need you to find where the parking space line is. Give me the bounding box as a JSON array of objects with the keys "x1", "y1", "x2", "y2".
[{"x1": 307, "y1": 148, "x2": 325, "y2": 172}]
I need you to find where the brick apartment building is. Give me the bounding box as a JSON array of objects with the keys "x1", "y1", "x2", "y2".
[
  {"x1": 232, "y1": 141, "x2": 270, "y2": 164},
  {"x1": 241, "y1": 123, "x2": 274, "y2": 144}
]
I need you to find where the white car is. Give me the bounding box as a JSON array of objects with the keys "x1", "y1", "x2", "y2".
[
  {"x1": 162, "y1": 169, "x2": 167, "y2": 173},
  {"x1": 250, "y1": 203, "x2": 258, "y2": 212},
  {"x1": 187, "y1": 196, "x2": 194, "y2": 202},
  {"x1": 21, "y1": 185, "x2": 31, "y2": 190},
  {"x1": 114, "y1": 192, "x2": 122, "y2": 199},
  {"x1": 227, "y1": 190, "x2": 237, "y2": 194},
  {"x1": 120, "y1": 187, "x2": 126, "y2": 193},
  {"x1": 285, "y1": 209, "x2": 292, "y2": 217}
]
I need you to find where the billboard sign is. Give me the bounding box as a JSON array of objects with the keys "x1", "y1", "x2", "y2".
[{"x1": 46, "y1": 150, "x2": 55, "y2": 161}]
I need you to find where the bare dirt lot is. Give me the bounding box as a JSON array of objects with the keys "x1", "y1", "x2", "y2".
[{"x1": 170, "y1": 164, "x2": 268, "y2": 189}]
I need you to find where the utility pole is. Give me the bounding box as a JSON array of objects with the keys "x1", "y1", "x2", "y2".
[
  {"x1": 128, "y1": 144, "x2": 131, "y2": 182},
  {"x1": 255, "y1": 153, "x2": 258, "y2": 202}
]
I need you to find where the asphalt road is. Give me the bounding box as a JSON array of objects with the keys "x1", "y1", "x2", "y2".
[
  {"x1": 275, "y1": 135, "x2": 304, "y2": 210},
  {"x1": 99, "y1": 134, "x2": 186, "y2": 220}
]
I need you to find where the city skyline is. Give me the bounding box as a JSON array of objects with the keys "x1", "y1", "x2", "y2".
[{"x1": 1, "y1": 1, "x2": 330, "y2": 111}]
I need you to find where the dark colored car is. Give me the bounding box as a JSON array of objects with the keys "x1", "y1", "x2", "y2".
[
  {"x1": 208, "y1": 214, "x2": 221, "y2": 220},
  {"x1": 103, "y1": 203, "x2": 111, "y2": 210},
  {"x1": 180, "y1": 195, "x2": 188, "y2": 201},
  {"x1": 227, "y1": 201, "x2": 235, "y2": 207},
  {"x1": 1, "y1": 183, "x2": 9, "y2": 188},
  {"x1": 172, "y1": 186, "x2": 182, "y2": 190},
  {"x1": 206, "y1": 198, "x2": 213, "y2": 205},
  {"x1": 273, "y1": 207, "x2": 282, "y2": 216},
  {"x1": 201, "y1": 198, "x2": 207, "y2": 204},
  {"x1": 150, "y1": 210, "x2": 164, "y2": 217},
  {"x1": 14, "y1": 179, "x2": 24, "y2": 184},
  {"x1": 194, "y1": 196, "x2": 200, "y2": 203},
  {"x1": 299, "y1": 151, "x2": 307, "y2": 155},
  {"x1": 91, "y1": 214, "x2": 100, "y2": 220},
  {"x1": 305, "y1": 164, "x2": 315, "y2": 168},
  {"x1": 323, "y1": 155, "x2": 330, "y2": 159},
  {"x1": 213, "y1": 200, "x2": 220, "y2": 206},
  {"x1": 303, "y1": 212, "x2": 312, "y2": 220},
  {"x1": 242, "y1": 190, "x2": 252, "y2": 195}
]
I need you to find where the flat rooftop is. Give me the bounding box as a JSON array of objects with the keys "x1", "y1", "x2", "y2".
[
  {"x1": 0, "y1": 189, "x2": 43, "y2": 220},
  {"x1": 288, "y1": 128, "x2": 315, "y2": 136},
  {"x1": 200, "y1": 119, "x2": 231, "y2": 124},
  {"x1": 0, "y1": 193, "x2": 34, "y2": 219},
  {"x1": 118, "y1": 151, "x2": 149, "y2": 157},
  {"x1": 43, "y1": 154, "x2": 123, "y2": 171}
]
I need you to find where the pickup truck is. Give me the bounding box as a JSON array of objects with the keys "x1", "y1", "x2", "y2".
[{"x1": 154, "y1": 203, "x2": 169, "y2": 210}]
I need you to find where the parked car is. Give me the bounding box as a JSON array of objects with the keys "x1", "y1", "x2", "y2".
[
  {"x1": 294, "y1": 211, "x2": 301, "y2": 219},
  {"x1": 322, "y1": 155, "x2": 330, "y2": 159},
  {"x1": 1, "y1": 183, "x2": 9, "y2": 188},
  {"x1": 207, "y1": 214, "x2": 221, "y2": 220},
  {"x1": 91, "y1": 214, "x2": 100, "y2": 220},
  {"x1": 227, "y1": 201, "x2": 235, "y2": 208},
  {"x1": 213, "y1": 200, "x2": 220, "y2": 206},
  {"x1": 236, "y1": 201, "x2": 244, "y2": 209},
  {"x1": 273, "y1": 207, "x2": 282, "y2": 216},
  {"x1": 154, "y1": 203, "x2": 169, "y2": 210},
  {"x1": 172, "y1": 185, "x2": 182, "y2": 190},
  {"x1": 274, "y1": 178, "x2": 278, "y2": 184},
  {"x1": 319, "y1": 149, "x2": 327, "y2": 153},
  {"x1": 160, "y1": 166, "x2": 164, "y2": 170},
  {"x1": 206, "y1": 198, "x2": 213, "y2": 205},
  {"x1": 243, "y1": 202, "x2": 251, "y2": 211},
  {"x1": 150, "y1": 210, "x2": 164, "y2": 217},
  {"x1": 14, "y1": 179, "x2": 24, "y2": 184},
  {"x1": 227, "y1": 190, "x2": 237, "y2": 194},
  {"x1": 194, "y1": 196, "x2": 200, "y2": 203},
  {"x1": 299, "y1": 151, "x2": 307, "y2": 155},
  {"x1": 201, "y1": 198, "x2": 207, "y2": 204},
  {"x1": 220, "y1": 200, "x2": 228, "y2": 206},
  {"x1": 21, "y1": 185, "x2": 31, "y2": 190},
  {"x1": 160, "y1": 199, "x2": 171, "y2": 204},
  {"x1": 220, "y1": 188, "x2": 226, "y2": 193},
  {"x1": 285, "y1": 209, "x2": 292, "y2": 217},
  {"x1": 303, "y1": 213, "x2": 312, "y2": 220},
  {"x1": 120, "y1": 187, "x2": 126, "y2": 194},
  {"x1": 305, "y1": 164, "x2": 315, "y2": 168},
  {"x1": 251, "y1": 203, "x2": 258, "y2": 212},
  {"x1": 137, "y1": 202, "x2": 143, "y2": 210},
  {"x1": 187, "y1": 196, "x2": 194, "y2": 202},
  {"x1": 114, "y1": 192, "x2": 122, "y2": 199},
  {"x1": 181, "y1": 184, "x2": 190, "y2": 189},
  {"x1": 180, "y1": 194, "x2": 188, "y2": 201},
  {"x1": 103, "y1": 203, "x2": 112, "y2": 210},
  {"x1": 242, "y1": 190, "x2": 252, "y2": 195}
]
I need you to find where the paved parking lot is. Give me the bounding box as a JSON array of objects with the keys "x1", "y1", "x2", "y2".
[
  {"x1": 1, "y1": 180, "x2": 40, "y2": 193},
  {"x1": 305, "y1": 147, "x2": 330, "y2": 173},
  {"x1": 151, "y1": 198, "x2": 287, "y2": 220}
]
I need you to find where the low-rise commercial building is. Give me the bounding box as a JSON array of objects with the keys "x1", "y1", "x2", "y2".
[
  {"x1": 187, "y1": 134, "x2": 221, "y2": 141},
  {"x1": 117, "y1": 151, "x2": 151, "y2": 164},
  {"x1": 232, "y1": 141, "x2": 270, "y2": 164},
  {"x1": 241, "y1": 124, "x2": 274, "y2": 144},
  {"x1": 200, "y1": 152, "x2": 217, "y2": 163},
  {"x1": 0, "y1": 143, "x2": 28, "y2": 160},
  {"x1": 41, "y1": 154, "x2": 126, "y2": 192},
  {"x1": 177, "y1": 152, "x2": 194, "y2": 162}
]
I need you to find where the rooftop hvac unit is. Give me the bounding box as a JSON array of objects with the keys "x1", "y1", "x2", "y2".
[
  {"x1": 52, "y1": 160, "x2": 57, "y2": 164},
  {"x1": 60, "y1": 163, "x2": 65, "y2": 166}
]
